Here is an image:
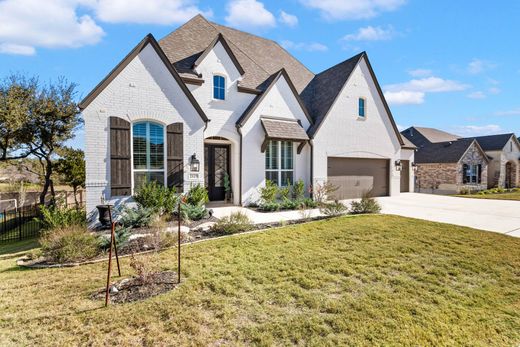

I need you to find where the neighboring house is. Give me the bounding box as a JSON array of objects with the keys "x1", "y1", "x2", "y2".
[
  {"x1": 80, "y1": 15, "x2": 412, "y2": 215},
  {"x1": 463, "y1": 134, "x2": 520, "y2": 188},
  {"x1": 401, "y1": 127, "x2": 489, "y2": 194}
]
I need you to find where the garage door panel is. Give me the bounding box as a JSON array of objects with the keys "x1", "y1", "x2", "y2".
[{"x1": 327, "y1": 157, "x2": 389, "y2": 199}]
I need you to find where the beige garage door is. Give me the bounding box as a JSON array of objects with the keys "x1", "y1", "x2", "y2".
[{"x1": 327, "y1": 157, "x2": 389, "y2": 199}]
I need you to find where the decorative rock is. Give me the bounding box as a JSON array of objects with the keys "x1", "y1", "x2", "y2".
[
  {"x1": 165, "y1": 225, "x2": 190, "y2": 234},
  {"x1": 128, "y1": 234, "x2": 147, "y2": 241},
  {"x1": 110, "y1": 285, "x2": 119, "y2": 294},
  {"x1": 195, "y1": 222, "x2": 216, "y2": 231}
]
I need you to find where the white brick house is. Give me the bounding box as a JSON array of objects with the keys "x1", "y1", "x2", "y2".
[{"x1": 81, "y1": 15, "x2": 413, "y2": 215}]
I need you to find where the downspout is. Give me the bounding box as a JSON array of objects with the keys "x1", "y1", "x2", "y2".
[
  {"x1": 309, "y1": 139, "x2": 314, "y2": 200},
  {"x1": 236, "y1": 125, "x2": 243, "y2": 206}
]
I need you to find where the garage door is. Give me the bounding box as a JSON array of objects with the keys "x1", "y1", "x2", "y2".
[
  {"x1": 400, "y1": 160, "x2": 410, "y2": 192},
  {"x1": 327, "y1": 157, "x2": 389, "y2": 199}
]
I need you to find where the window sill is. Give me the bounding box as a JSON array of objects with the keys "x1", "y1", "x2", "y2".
[{"x1": 356, "y1": 116, "x2": 367, "y2": 121}]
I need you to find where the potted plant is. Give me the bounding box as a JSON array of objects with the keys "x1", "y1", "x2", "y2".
[{"x1": 224, "y1": 173, "x2": 232, "y2": 203}]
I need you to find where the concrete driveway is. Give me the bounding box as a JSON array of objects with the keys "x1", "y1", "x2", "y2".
[{"x1": 377, "y1": 193, "x2": 520, "y2": 237}]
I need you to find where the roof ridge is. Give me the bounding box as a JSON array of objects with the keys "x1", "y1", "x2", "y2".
[
  {"x1": 315, "y1": 52, "x2": 365, "y2": 76},
  {"x1": 205, "y1": 20, "x2": 271, "y2": 77}
]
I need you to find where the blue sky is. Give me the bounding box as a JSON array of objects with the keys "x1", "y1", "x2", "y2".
[{"x1": 1, "y1": 0, "x2": 519, "y2": 149}]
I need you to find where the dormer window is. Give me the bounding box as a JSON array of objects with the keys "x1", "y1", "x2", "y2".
[
  {"x1": 358, "y1": 97, "x2": 366, "y2": 118},
  {"x1": 213, "y1": 75, "x2": 225, "y2": 100}
]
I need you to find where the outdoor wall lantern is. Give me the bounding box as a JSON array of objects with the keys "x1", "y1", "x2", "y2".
[
  {"x1": 395, "y1": 160, "x2": 403, "y2": 171},
  {"x1": 411, "y1": 162, "x2": 418, "y2": 171},
  {"x1": 190, "y1": 153, "x2": 200, "y2": 172}
]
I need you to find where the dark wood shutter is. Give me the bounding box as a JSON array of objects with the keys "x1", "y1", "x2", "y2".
[
  {"x1": 477, "y1": 164, "x2": 482, "y2": 184},
  {"x1": 110, "y1": 117, "x2": 131, "y2": 196},
  {"x1": 167, "y1": 123, "x2": 184, "y2": 190}
]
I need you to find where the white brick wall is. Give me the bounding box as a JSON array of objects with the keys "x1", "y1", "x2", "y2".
[
  {"x1": 312, "y1": 57, "x2": 404, "y2": 196},
  {"x1": 83, "y1": 43, "x2": 206, "y2": 215},
  {"x1": 240, "y1": 75, "x2": 311, "y2": 204}
]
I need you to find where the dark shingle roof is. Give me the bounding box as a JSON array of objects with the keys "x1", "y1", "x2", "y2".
[
  {"x1": 301, "y1": 53, "x2": 364, "y2": 136},
  {"x1": 410, "y1": 126, "x2": 460, "y2": 143},
  {"x1": 159, "y1": 14, "x2": 314, "y2": 93},
  {"x1": 463, "y1": 133, "x2": 515, "y2": 151}
]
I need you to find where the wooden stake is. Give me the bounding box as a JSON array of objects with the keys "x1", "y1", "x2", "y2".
[
  {"x1": 177, "y1": 201, "x2": 181, "y2": 284},
  {"x1": 104, "y1": 205, "x2": 121, "y2": 307}
]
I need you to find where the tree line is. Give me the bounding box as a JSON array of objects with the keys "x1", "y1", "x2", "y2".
[{"x1": 0, "y1": 74, "x2": 84, "y2": 205}]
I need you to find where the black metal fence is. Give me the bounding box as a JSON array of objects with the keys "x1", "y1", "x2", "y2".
[{"x1": 0, "y1": 204, "x2": 42, "y2": 243}]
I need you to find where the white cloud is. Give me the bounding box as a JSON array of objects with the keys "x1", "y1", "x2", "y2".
[
  {"x1": 280, "y1": 40, "x2": 328, "y2": 52},
  {"x1": 343, "y1": 26, "x2": 395, "y2": 41},
  {"x1": 0, "y1": 43, "x2": 35, "y2": 56},
  {"x1": 385, "y1": 77, "x2": 470, "y2": 93},
  {"x1": 300, "y1": 0, "x2": 407, "y2": 20},
  {"x1": 92, "y1": 0, "x2": 212, "y2": 25},
  {"x1": 0, "y1": 0, "x2": 104, "y2": 55},
  {"x1": 495, "y1": 108, "x2": 520, "y2": 116},
  {"x1": 467, "y1": 91, "x2": 486, "y2": 99},
  {"x1": 488, "y1": 87, "x2": 501, "y2": 95},
  {"x1": 408, "y1": 68, "x2": 432, "y2": 78},
  {"x1": 452, "y1": 124, "x2": 503, "y2": 137},
  {"x1": 225, "y1": 0, "x2": 276, "y2": 30},
  {"x1": 467, "y1": 58, "x2": 495, "y2": 74},
  {"x1": 279, "y1": 10, "x2": 298, "y2": 27},
  {"x1": 384, "y1": 91, "x2": 424, "y2": 105}
]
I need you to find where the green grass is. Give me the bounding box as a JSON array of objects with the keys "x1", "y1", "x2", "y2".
[
  {"x1": 0, "y1": 237, "x2": 39, "y2": 257},
  {"x1": 457, "y1": 191, "x2": 520, "y2": 201},
  {"x1": 0, "y1": 215, "x2": 519, "y2": 346}
]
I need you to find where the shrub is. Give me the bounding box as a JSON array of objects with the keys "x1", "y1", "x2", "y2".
[
  {"x1": 280, "y1": 198, "x2": 298, "y2": 210},
  {"x1": 312, "y1": 181, "x2": 339, "y2": 203},
  {"x1": 350, "y1": 196, "x2": 381, "y2": 214},
  {"x1": 320, "y1": 201, "x2": 348, "y2": 216},
  {"x1": 39, "y1": 205, "x2": 86, "y2": 230},
  {"x1": 40, "y1": 226, "x2": 100, "y2": 263},
  {"x1": 98, "y1": 226, "x2": 132, "y2": 251},
  {"x1": 210, "y1": 211, "x2": 253, "y2": 235},
  {"x1": 301, "y1": 198, "x2": 318, "y2": 209},
  {"x1": 133, "y1": 180, "x2": 179, "y2": 215},
  {"x1": 259, "y1": 180, "x2": 278, "y2": 204},
  {"x1": 293, "y1": 179, "x2": 305, "y2": 200},
  {"x1": 185, "y1": 184, "x2": 209, "y2": 207},
  {"x1": 278, "y1": 185, "x2": 291, "y2": 201},
  {"x1": 129, "y1": 252, "x2": 160, "y2": 285},
  {"x1": 181, "y1": 203, "x2": 207, "y2": 221},
  {"x1": 259, "y1": 201, "x2": 281, "y2": 212},
  {"x1": 120, "y1": 206, "x2": 156, "y2": 228}
]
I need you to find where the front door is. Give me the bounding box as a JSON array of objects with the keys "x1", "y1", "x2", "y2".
[{"x1": 204, "y1": 144, "x2": 230, "y2": 201}]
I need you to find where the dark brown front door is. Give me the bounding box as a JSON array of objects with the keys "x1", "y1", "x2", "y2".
[
  {"x1": 204, "y1": 144, "x2": 230, "y2": 201},
  {"x1": 400, "y1": 160, "x2": 410, "y2": 192}
]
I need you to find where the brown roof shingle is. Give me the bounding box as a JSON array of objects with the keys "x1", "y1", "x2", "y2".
[
  {"x1": 159, "y1": 14, "x2": 314, "y2": 93},
  {"x1": 261, "y1": 118, "x2": 309, "y2": 141}
]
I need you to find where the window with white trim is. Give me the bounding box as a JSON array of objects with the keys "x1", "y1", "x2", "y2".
[
  {"x1": 133, "y1": 121, "x2": 165, "y2": 189},
  {"x1": 265, "y1": 140, "x2": 293, "y2": 186},
  {"x1": 358, "y1": 97, "x2": 366, "y2": 118},
  {"x1": 213, "y1": 75, "x2": 225, "y2": 100}
]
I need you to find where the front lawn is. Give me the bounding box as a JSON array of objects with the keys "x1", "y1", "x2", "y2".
[
  {"x1": 1, "y1": 215, "x2": 519, "y2": 345},
  {"x1": 457, "y1": 191, "x2": 520, "y2": 201}
]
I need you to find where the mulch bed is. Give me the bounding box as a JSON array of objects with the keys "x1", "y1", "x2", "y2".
[{"x1": 91, "y1": 271, "x2": 178, "y2": 304}]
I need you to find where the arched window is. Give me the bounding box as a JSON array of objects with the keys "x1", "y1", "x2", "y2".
[
  {"x1": 213, "y1": 75, "x2": 225, "y2": 100},
  {"x1": 133, "y1": 121, "x2": 165, "y2": 189}
]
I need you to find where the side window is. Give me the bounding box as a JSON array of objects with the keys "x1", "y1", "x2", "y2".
[
  {"x1": 358, "y1": 97, "x2": 366, "y2": 118},
  {"x1": 213, "y1": 75, "x2": 225, "y2": 100}
]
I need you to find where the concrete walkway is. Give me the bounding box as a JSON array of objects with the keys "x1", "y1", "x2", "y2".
[
  {"x1": 211, "y1": 193, "x2": 520, "y2": 238},
  {"x1": 377, "y1": 193, "x2": 520, "y2": 237}
]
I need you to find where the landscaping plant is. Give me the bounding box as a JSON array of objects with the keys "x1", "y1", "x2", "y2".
[
  {"x1": 133, "y1": 180, "x2": 178, "y2": 215},
  {"x1": 119, "y1": 206, "x2": 156, "y2": 228},
  {"x1": 259, "y1": 180, "x2": 278, "y2": 204},
  {"x1": 185, "y1": 184, "x2": 209, "y2": 207},
  {"x1": 40, "y1": 225, "x2": 100, "y2": 263},
  {"x1": 320, "y1": 201, "x2": 348, "y2": 216},
  {"x1": 349, "y1": 196, "x2": 381, "y2": 214},
  {"x1": 181, "y1": 203, "x2": 207, "y2": 221},
  {"x1": 98, "y1": 226, "x2": 132, "y2": 251},
  {"x1": 39, "y1": 205, "x2": 86, "y2": 230},
  {"x1": 210, "y1": 211, "x2": 253, "y2": 235},
  {"x1": 311, "y1": 181, "x2": 339, "y2": 204},
  {"x1": 292, "y1": 179, "x2": 305, "y2": 200}
]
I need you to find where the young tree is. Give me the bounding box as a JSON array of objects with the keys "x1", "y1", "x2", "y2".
[
  {"x1": 55, "y1": 147, "x2": 85, "y2": 206},
  {"x1": 29, "y1": 79, "x2": 82, "y2": 204},
  {"x1": 0, "y1": 75, "x2": 38, "y2": 161}
]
